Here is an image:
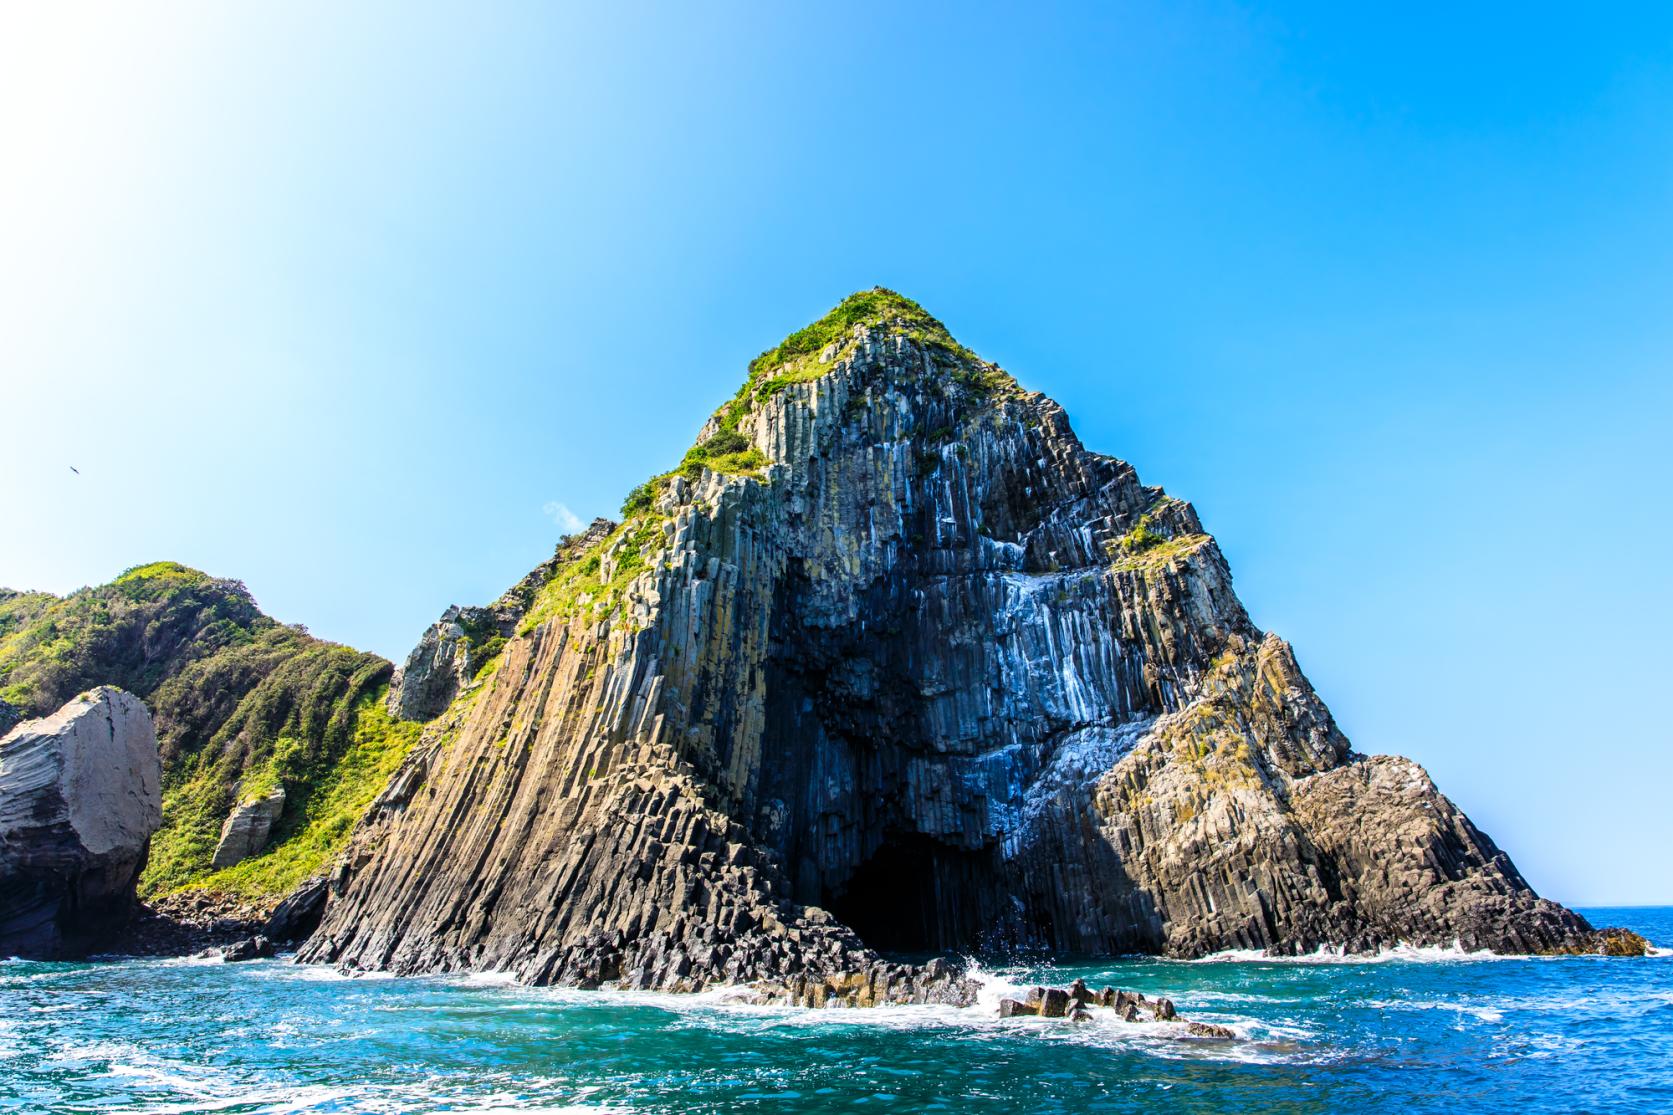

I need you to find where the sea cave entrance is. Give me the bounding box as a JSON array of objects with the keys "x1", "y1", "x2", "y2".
[{"x1": 823, "y1": 833, "x2": 1008, "y2": 955}]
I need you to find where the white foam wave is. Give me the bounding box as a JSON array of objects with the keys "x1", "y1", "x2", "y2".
[
  {"x1": 108, "y1": 1084, "x2": 625, "y2": 1115},
  {"x1": 435, "y1": 960, "x2": 1289, "y2": 1062},
  {"x1": 1189, "y1": 940, "x2": 1511, "y2": 964},
  {"x1": 382, "y1": 959, "x2": 1276, "y2": 1061},
  {"x1": 32, "y1": 1035, "x2": 629, "y2": 1115},
  {"x1": 260, "y1": 962, "x2": 398, "y2": 982},
  {"x1": 1365, "y1": 999, "x2": 1508, "y2": 1023}
]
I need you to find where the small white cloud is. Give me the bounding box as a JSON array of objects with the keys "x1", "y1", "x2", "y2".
[{"x1": 542, "y1": 501, "x2": 585, "y2": 533}]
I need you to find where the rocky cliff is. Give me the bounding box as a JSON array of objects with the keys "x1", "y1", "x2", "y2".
[
  {"x1": 297, "y1": 289, "x2": 1622, "y2": 994},
  {"x1": 0, "y1": 687, "x2": 161, "y2": 957}
]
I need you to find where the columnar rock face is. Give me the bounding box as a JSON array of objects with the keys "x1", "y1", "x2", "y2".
[
  {"x1": 0, "y1": 687, "x2": 162, "y2": 958},
  {"x1": 301, "y1": 291, "x2": 1606, "y2": 990}
]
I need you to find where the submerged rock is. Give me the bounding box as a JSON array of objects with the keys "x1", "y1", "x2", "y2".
[
  {"x1": 0, "y1": 688, "x2": 161, "y2": 958},
  {"x1": 297, "y1": 290, "x2": 1617, "y2": 997},
  {"x1": 1186, "y1": 1021, "x2": 1237, "y2": 1039}
]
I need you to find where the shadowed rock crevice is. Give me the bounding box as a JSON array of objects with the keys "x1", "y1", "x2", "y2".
[{"x1": 824, "y1": 833, "x2": 1007, "y2": 954}]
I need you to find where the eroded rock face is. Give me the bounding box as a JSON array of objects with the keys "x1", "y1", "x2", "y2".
[
  {"x1": 0, "y1": 687, "x2": 161, "y2": 957},
  {"x1": 299, "y1": 294, "x2": 1610, "y2": 992},
  {"x1": 385, "y1": 610, "x2": 474, "y2": 722},
  {"x1": 211, "y1": 788, "x2": 286, "y2": 869}
]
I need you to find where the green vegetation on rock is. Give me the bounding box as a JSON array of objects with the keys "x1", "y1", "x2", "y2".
[
  {"x1": 0, "y1": 562, "x2": 264, "y2": 714},
  {"x1": 0, "y1": 562, "x2": 409, "y2": 900},
  {"x1": 183, "y1": 690, "x2": 421, "y2": 898},
  {"x1": 675, "y1": 432, "x2": 767, "y2": 483},
  {"x1": 746, "y1": 287, "x2": 975, "y2": 381},
  {"x1": 608, "y1": 289, "x2": 1014, "y2": 533},
  {"x1": 138, "y1": 641, "x2": 392, "y2": 894},
  {"x1": 454, "y1": 609, "x2": 508, "y2": 680},
  {"x1": 1104, "y1": 497, "x2": 1206, "y2": 572},
  {"x1": 521, "y1": 515, "x2": 670, "y2": 633},
  {"x1": 1108, "y1": 532, "x2": 1212, "y2": 573}
]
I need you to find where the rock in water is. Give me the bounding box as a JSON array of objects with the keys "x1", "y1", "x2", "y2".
[
  {"x1": 221, "y1": 934, "x2": 275, "y2": 962},
  {"x1": 0, "y1": 687, "x2": 161, "y2": 958},
  {"x1": 211, "y1": 788, "x2": 286, "y2": 869},
  {"x1": 299, "y1": 290, "x2": 1618, "y2": 992},
  {"x1": 1038, "y1": 989, "x2": 1072, "y2": 1018}
]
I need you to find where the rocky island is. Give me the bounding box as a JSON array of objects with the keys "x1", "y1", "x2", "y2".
[{"x1": 0, "y1": 291, "x2": 1646, "y2": 1001}]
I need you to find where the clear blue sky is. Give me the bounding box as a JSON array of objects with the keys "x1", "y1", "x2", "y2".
[{"x1": 4, "y1": 3, "x2": 1669, "y2": 906}]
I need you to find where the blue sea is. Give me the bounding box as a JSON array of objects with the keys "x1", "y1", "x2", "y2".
[{"x1": 2, "y1": 907, "x2": 1669, "y2": 1114}]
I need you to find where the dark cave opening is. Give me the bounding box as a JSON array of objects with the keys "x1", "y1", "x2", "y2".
[{"x1": 823, "y1": 833, "x2": 1006, "y2": 955}]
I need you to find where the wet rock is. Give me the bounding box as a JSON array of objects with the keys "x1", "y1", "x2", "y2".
[
  {"x1": 222, "y1": 935, "x2": 274, "y2": 962},
  {"x1": 1006, "y1": 981, "x2": 1226, "y2": 1033},
  {"x1": 1038, "y1": 988, "x2": 1071, "y2": 1018},
  {"x1": 0, "y1": 688, "x2": 161, "y2": 958},
  {"x1": 1112, "y1": 990, "x2": 1144, "y2": 1013},
  {"x1": 1546, "y1": 928, "x2": 1652, "y2": 957},
  {"x1": 118, "y1": 888, "x2": 271, "y2": 957},
  {"x1": 211, "y1": 788, "x2": 285, "y2": 869},
  {"x1": 1186, "y1": 1022, "x2": 1236, "y2": 1039}
]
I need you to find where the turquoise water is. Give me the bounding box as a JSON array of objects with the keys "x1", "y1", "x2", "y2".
[{"x1": 2, "y1": 908, "x2": 1669, "y2": 1114}]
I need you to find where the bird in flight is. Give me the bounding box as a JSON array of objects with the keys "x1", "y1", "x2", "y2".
[{"x1": 69, "y1": 465, "x2": 80, "y2": 475}]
